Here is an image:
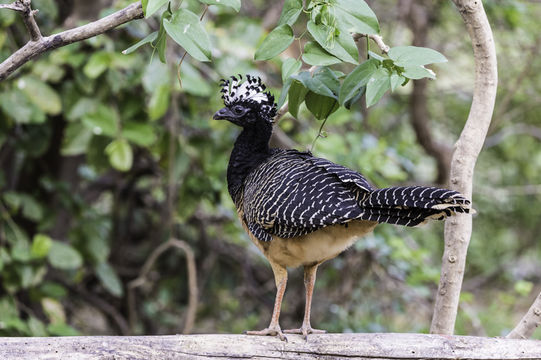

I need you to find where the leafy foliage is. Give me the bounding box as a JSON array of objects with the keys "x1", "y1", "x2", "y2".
[{"x1": 0, "y1": 0, "x2": 540, "y2": 340}]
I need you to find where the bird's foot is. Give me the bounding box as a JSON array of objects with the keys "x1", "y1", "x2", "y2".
[
  {"x1": 284, "y1": 325, "x2": 326, "y2": 340},
  {"x1": 245, "y1": 325, "x2": 287, "y2": 342}
]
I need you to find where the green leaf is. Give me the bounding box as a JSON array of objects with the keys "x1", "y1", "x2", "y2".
[
  {"x1": 277, "y1": 77, "x2": 293, "y2": 109},
  {"x1": 198, "y1": 0, "x2": 241, "y2": 12},
  {"x1": 27, "y1": 317, "x2": 47, "y2": 337},
  {"x1": 281, "y1": 58, "x2": 302, "y2": 83},
  {"x1": 288, "y1": 80, "x2": 309, "y2": 119},
  {"x1": 31, "y1": 234, "x2": 52, "y2": 258},
  {"x1": 148, "y1": 83, "x2": 170, "y2": 121},
  {"x1": 47, "y1": 323, "x2": 80, "y2": 336},
  {"x1": 145, "y1": 0, "x2": 169, "y2": 18},
  {"x1": 307, "y1": 21, "x2": 358, "y2": 64},
  {"x1": 41, "y1": 297, "x2": 66, "y2": 323},
  {"x1": 122, "y1": 31, "x2": 158, "y2": 54},
  {"x1": 339, "y1": 58, "x2": 379, "y2": 105},
  {"x1": 305, "y1": 91, "x2": 338, "y2": 120},
  {"x1": 83, "y1": 52, "x2": 112, "y2": 79},
  {"x1": 164, "y1": 8, "x2": 212, "y2": 62},
  {"x1": 178, "y1": 61, "x2": 212, "y2": 97},
  {"x1": 40, "y1": 282, "x2": 67, "y2": 299},
  {"x1": 515, "y1": 280, "x2": 533, "y2": 296},
  {"x1": 0, "y1": 90, "x2": 39, "y2": 124},
  {"x1": 11, "y1": 237, "x2": 32, "y2": 262},
  {"x1": 388, "y1": 46, "x2": 447, "y2": 67},
  {"x1": 403, "y1": 65, "x2": 435, "y2": 80},
  {"x1": 20, "y1": 195, "x2": 43, "y2": 222},
  {"x1": 122, "y1": 122, "x2": 156, "y2": 146},
  {"x1": 156, "y1": 11, "x2": 168, "y2": 63},
  {"x1": 302, "y1": 41, "x2": 341, "y2": 66},
  {"x1": 334, "y1": 0, "x2": 379, "y2": 34},
  {"x1": 390, "y1": 72, "x2": 405, "y2": 91},
  {"x1": 17, "y1": 77, "x2": 62, "y2": 115},
  {"x1": 254, "y1": 24, "x2": 294, "y2": 61},
  {"x1": 291, "y1": 68, "x2": 340, "y2": 99},
  {"x1": 105, "y1": 138, "x2": 133, "y2": 172},
  {"x1": 48, "y1": 241, "x2": 83, "y2": 270},
  {"x1": 61, "y1": 123, "x2": 93, "y2": 156},
  {"x1": 366, "y1": 67, "x2": 391, "y2": 107},
  {"x1": 278, "y1": 0, "x2": 303, "y2": 26},
  {"x1": 67, "y1": 98, "x2": 99, "y2": 121},
  {"x1": 82, "y1": 105, "x2": 118, "y2": 137},
  {"x1": 96, "y1": 262, "x2": 123, "y2": 297}
]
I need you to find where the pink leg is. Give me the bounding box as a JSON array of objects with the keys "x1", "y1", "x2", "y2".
[
  {"x1": 245, "y1": 262, "x2": 288, "y2": 341},
  {"x1": 284, "y1": 263, "x2": 327, "y2": 339}
]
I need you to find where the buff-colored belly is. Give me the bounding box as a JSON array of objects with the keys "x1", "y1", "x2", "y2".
[{"x1": 243, "y1": 219, "x2": 377, "y2": 269}]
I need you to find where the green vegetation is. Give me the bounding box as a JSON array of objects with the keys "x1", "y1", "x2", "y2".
[{"x1": 0, "y1": 0, "x2": 540, "y2": 339}]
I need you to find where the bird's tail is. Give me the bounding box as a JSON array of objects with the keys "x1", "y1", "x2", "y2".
[{"x1": 358, "y1": 186, "x2": 473, "y2": 227}]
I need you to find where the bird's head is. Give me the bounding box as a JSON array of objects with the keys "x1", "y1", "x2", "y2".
[{"x1": 213, "y1": 75, "x2": 277, "y2": 127}]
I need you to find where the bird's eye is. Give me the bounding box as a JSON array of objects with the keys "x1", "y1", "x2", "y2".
[{"x1": 233, "y1": 106, "x2": 244, "y2": 114}]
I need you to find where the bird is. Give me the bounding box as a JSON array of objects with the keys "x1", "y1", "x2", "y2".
[{"x1": 213, "y1": 74, "x2": 473, "y2": 341}]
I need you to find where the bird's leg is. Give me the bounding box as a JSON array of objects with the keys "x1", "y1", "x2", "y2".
[
  {"x1": 245, "y1": 262, "x2": 288, "y2": 341},
  {"x1": 284, "y1": 263, "x2": 327, "y2": 339}
]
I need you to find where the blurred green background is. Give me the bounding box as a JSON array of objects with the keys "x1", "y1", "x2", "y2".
[{"x1": 0, "y1": 0, "x2": 540, "y2": 338}]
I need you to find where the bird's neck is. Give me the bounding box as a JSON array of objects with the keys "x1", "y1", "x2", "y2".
[{"x1": 227, "y1": 122, "x2": 273, "y2": 202}]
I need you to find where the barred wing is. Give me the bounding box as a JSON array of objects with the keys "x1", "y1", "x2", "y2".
[{"x1": 242, "y1": 150, "x2": 373, "y2": 241}]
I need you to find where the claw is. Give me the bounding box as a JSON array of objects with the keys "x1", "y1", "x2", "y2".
[
  {"x1": 284, "y1": 326, "x2": 326, "y2": 340},
  {"x1": 245, "y1": 326, "x2": 288, "y2": 342}
]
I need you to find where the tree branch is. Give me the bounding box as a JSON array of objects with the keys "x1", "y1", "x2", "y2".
[
  {"x1": 430, "y1": 0, "x2": 498, "y2": 334},
  {"x1": 353, "y1": 33, "x2": 390, "y2": 54},
  {"x1": 127, "y1": 238, "x2": 198, "y2": 335},
  {"x1": 1, "y1": 333, "x2": 540, "y2": 359},
  {"x1": 507, "y1": 291, "x2": 541, "y2": 339},
  {"x1": 0, "y1": 1, "x2": 143, "y2": 81}
]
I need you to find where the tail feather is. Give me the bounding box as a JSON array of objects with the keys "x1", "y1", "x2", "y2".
[{"x1": 359, "y1": 186, "x2": 473, "y2": 227}]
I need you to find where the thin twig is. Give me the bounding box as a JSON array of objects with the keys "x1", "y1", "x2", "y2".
[
  {"x1": 127, "y1": 238, "x2": 198, "y2": 334},
  {"x1": 0, "y1": 2, "x2": 24, "y2": 12},
  {"x1": 0, "y1": 2, "x2": 143, "y2": 81},
  {"x1": 353, "y1": 33, "x2": 390, "y2": 54},
  {"x1": 310, "y1": 115, "x2": 330, "y2": 152},
  {"x1": 19, "y1": 0, "x2": 42, "y2": 41},
  {"x1": 176, "y1": 5, "x2": 208, "y2": 88}
]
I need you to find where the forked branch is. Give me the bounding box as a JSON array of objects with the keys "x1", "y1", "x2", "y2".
[{"x1": 0, "y1": 1, "x2": 143, "y2": 81}]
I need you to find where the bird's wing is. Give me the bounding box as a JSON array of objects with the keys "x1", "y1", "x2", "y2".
[{"x1": 242, "y1": 150, "x2": 373, "y2": 241}]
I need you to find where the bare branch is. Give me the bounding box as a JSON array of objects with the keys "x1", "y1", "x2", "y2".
[
  {"x1": 353, "y1": 33, "x2": 390, "y2": 54},
  {"x1": 0, "y1": 2, "x2": 143, "y2": 81},
  {"x1": 0, "y1": 2, "x2": 24, "y2": 12},
  {"x1": 485, "y1": 123, "x2": 541, "y2": 148},
  {"x1": 20, "y1": 0, "x2": 42, "y2": 41},
  {"x1": 507, "y1": 291, "x2": 541, "y2": 339},
  {"x1": 430, "y1": 0, "x2": 498, "y2": 335},
  {"x1": 128, "y1": 238, "x2": 198, "y2": 335}
]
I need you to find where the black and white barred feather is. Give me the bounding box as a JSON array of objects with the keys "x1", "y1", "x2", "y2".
[{"x1": 241, "y1": 149, "x2": 472, "y2": 242}]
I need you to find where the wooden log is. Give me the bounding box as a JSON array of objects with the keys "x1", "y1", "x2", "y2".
[{"x1": 1, "y1": 333, "x2": 541, "y2": 359}]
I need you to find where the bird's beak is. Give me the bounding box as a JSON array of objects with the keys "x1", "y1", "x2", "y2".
[{"x1": 213, "y1": 107, "x2": 234, "y2": 120}]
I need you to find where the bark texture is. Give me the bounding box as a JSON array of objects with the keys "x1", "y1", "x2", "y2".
[
  {"x1": 430, "y1": 0, "x2": 498, "y2": 334},
  {"x1": 1, "y1": 333, "x2": 541, "y2": 359}
]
